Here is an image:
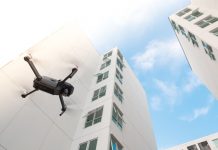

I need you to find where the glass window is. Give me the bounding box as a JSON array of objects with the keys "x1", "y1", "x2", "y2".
[
  {"x1": 112, "y1": 104, "x2": 123, "y2": 129},
  {"x1": 100, "y1": 59, "x2": 111, "y2": 70},
  {"x1": 114, "y1": 83, "x2": 123, "y2": 102},
  {"x1": 117, "y1": 49, "x2": 123, "y2": 61},
  {"x1": 110, "y1": 136, "x2": 123, "y2": 150},
  {"x1": 188, "y1": 32, "x2": 199, "y2": 47},
  {"x1": 79, "y1": 138, "x2": 98, "y2": 150},
  {"x1": 178, "y1": 25, "x2": 188, "y2": 37},
  {"x1": 115, "y1": 68, "x2": 123, "y2": 84},
  {"x1": 171, "y1": 20, "x2": 180, "y2": 33},
  {"x1": 177, "y1": 8, "x2": 191, "y2": 16},
  {"x1": 202, "y1": 41, "x2": 216, "y2": 61},
  {"x1": 185, "y1": 10, "x2": 203, "y2": 21},
  {"x1": 117, "y1": 58, "x2": 123, "y2": 71},
  {"x1": 103, "y1": 51, "x2": 112, "y2": 60},
  {"x1": 212, "y1": 139, "x2": 218, "y2": 149},
  {"x1": 210, "y1": 27, "x2": 218, "y2": 36},
  {"x1": 196, "y1": 15, "x2": 218, "y2": 28},
  {"x1": 97, "y1": 71, "x2": 109, "y2": 83},
  {"x1": 198, "y1": 141, "x2": 211, "y2": 150},
  {"x1": 79, "y1": 142, "x2": 88, "y2": 150},
  {"x1": 85, "y1": 107, "x2": 103, "y2": 128},
  {"x1": 92, "y1": 85, "x2": 107, "y2": 101},
  {"x1": 187, "y1": 144, "x2": 198, "y2": 150}
]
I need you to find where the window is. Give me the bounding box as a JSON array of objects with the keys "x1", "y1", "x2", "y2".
[
  {"x1": 178, "y1": 25, "x2": 187, "y2": 37},
  {"x1": 117, "y1": 58, "x2": 123, "y2": 71},
  {"x1": 198, "y1": 141, "x2": 211, "y2": 150},
  {"x1": 115, "y1": 68, "x2": 123, "y2": 84},
  {"x1": 177, "y1": 8, "x2": 191, "y2": 16},
  {"x1": 96, "y1": 71, "x2": 109, "y2": 83},
  {"x1": 185, "y1": 10, "x2": 203, "y2": 21},
  {"x1": 202, "y1": 41, "x2": 216, "y2": 61},
  {"x1": 114, "y1": 83, "x2": 123, "y2": 102},
  {"x1": 210, "y1": 27, "x2": 218, "y2": 36},
  {"x1": 103, "y1": 51, "x2": 112, "y2": 60},
  {"x1": 212, "y1": 139, "x2": 218, "y2": 149},
  {"x1": 196, "y1": 15, "x2": 218, "y2": 28},
  {"x1": 79, "y1": 138, "x2": 98, "y2": 150},
  {"x1": 187, "y1": 144, "x2": 198, "y2": 150},
  {"x1": 112, "y1": 104, "x2": 123, "y2": 129},
  {"x1": 100, "y1": 59, "x2": 111, "y2": 70},
  {"x1": 117, "y1": 49, "x2": 123, "y2": 61},
  {"x1": 110, "y1": 135, "x2": 123, "y2": 150},
  {"x1": 92, "y1": 86, "x2": 107, "y2": 101},
  {"x1": 171, "y1": 20, "x2": 179, "y2": 33},
  {"x1": 85, "y1": 107, "x2": 103, "y2": 128},
  {"x1": 188, "y1": 32, "x2": 199, "y2": 47}
]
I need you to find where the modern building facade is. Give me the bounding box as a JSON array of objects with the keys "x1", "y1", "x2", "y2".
[
  {"x1": 0, "y1": 25, "x2": 156, "y2": 150},
  {"x1": 169, "y1": 0, "x2": 218, "y2": 99},
  {"x1": 167, "y1": 132, "x2": 218, "y2": 150}
]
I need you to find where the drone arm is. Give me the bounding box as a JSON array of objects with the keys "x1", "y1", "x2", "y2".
[
  {"x1": 61, "y1": 67, "x2": 78, "y2": 84},
  {"x1": 59, "y1": 94, "x2": 67, "y2": 116},
  {"x1": 21, "y1": 89, "x2": 38, "y2": 98},
  {"x1": 24, "y1": 56, "x2": 42, "y2": 80}
]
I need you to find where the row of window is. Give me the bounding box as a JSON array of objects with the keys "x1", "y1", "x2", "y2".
[
  {"x1": 79, "y1": 135, "x2": 123, "y2": 150},
  {"x1": 186, "y1": 139, "x2": 218, "y2": 150},
  {"x1": 171, "y1": 20, "x2": 216, "y2": 61},
  {"x1": 176, "y1": 8, "x2": 218, "y2": 37},
  {"x1": 81, "y1": 50, "x2": 124, "y2": 150}
]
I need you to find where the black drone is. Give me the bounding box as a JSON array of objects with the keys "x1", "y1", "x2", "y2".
[{"x1": 21, "y1": 56, "x2": 78, "y2": 116}]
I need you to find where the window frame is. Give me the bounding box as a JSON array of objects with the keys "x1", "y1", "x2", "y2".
[
  {"x1": 185, "y1": 10, "x2": 203, "y2": 21},
  {"x1": 96, "y1": 71, "x2": 109, "y2": 83},
  {"x1": 188, "y1": 32, "x2": 199, "y2": 47},
  {"x1": 112, "y1": 104, "x2": 124, "y2": 129},
  {"x1": 85, "y1": 107, "x2": 103, "y2": 128},
  {"x1": 114, "y1": 83, "x2": 123, "y2": 102},
  {"x1": 110, "y1": 135, "x2": 123, "y2": 150},
  {"x1": 100, "y1": 59, "x2": 111, "y2": 70},
  {"x1": 115, "y1": 68, "x2": 123, "y2": 84},
  {"x1": 196, "y1": 15, "x2": 218, "y2": 28},
  {"x1": 79, "y1": 138, "x2": 98, "y2": 150},
  {"x1": 92, "y1": 85, "x2": 107, "y2": 101},
  {"x1": 210, "y1": 27, "x2": 218, "y2": 36},
  {"x1": 202, "y1": 41, "x2": 216, "y2": 61},
  {"x1": 176, "y1": 8, "x2": 191, "y2": 17}
]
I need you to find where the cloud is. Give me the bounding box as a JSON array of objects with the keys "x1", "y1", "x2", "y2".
[
  {"x1": 154, "y1": 79, "x2": 180, "y2": 107},
  {"x1": 150, "y1": 96, "x2": 162, "y2": 111},
  {"x1": 132, "y1": 38, "x2": 185, "y2": 71},
  {"x1": 183, "y1": 72, "x2": 202, "y2": 93},
  {"x1": 180, "y1": 106, "x2": 210, "y2": 122}
]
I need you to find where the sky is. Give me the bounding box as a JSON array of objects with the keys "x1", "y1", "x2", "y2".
[{"x1": 1, "y1": 0, "x2": 218, "y2": 149}]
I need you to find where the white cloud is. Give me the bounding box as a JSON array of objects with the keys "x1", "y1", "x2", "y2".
[
  {"x1": 132, "y1": 38, "x2": 185, "y2": 71},
  {"x1": 180, "y1": 106, "x2": 210, "y2": 122},
  {"x1": 183, "y1": 72, "x2": 202, "y2": 92},
  {"x1": 150, "y1": 96, "x2": 162, "y2": 111},
  {"x1": 154, "y1": 79, "x2": 180, "y2": 106}
]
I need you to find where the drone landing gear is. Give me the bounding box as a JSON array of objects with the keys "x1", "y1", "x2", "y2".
[
  {"x1": 59, "y1": 95, "x2": 66, "y2": 116},
  {"x1": 21, "y1": 89, "x2": 38, "y2": 98}
]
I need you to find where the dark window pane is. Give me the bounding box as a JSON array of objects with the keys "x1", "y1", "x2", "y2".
[
  {"x1": 79, "y1": 142, "x2": 87, "y2": 150},
  {"x1": 89, "y1": 139, "x2": 97, "y2": 150}
]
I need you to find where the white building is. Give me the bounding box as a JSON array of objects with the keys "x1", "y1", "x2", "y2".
[
  {"x1": 0, "y1": 25, "x2": 157, "y2": 150},
  {"x1": 169, "y1": 0, "x2": 218, "y2": 99},
  {"x1": 167, "y1": 132, "x2": 218, "y2": 150}
]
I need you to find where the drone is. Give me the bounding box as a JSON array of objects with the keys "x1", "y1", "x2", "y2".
[{"x1": 21, "y1": 56, "x2": 78, "y2": 116}]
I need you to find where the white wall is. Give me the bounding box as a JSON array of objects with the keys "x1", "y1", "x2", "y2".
[
  {"x1": 169, "y1": 4, "x2": 218, "y2": 100},
  {"x1": 0, "y1": 24, "x2": 100, "y2": 150}
]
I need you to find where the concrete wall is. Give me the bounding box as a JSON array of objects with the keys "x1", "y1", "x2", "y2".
[{"x1": 0, "y1": 24, "x2": 100, "y2": 150}]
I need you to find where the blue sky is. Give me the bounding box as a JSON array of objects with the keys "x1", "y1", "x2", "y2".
[{"x1": 1, "y1": 0, "x2": 218, "y2": 149}]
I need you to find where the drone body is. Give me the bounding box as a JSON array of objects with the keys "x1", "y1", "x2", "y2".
[{"x1": 21, "y1": 56, "x2": 78, "y2": 116}]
